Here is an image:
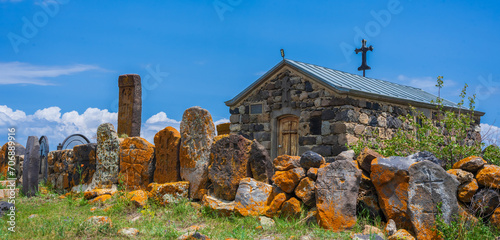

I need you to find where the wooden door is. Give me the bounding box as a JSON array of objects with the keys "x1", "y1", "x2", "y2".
[{"x1": 278, "y1": 116, "x2": 299, "y2": 156}]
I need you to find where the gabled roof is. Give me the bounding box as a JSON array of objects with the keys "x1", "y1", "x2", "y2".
[{"x1": 225, "y1": 59, "x2": 484, "y2": 116}]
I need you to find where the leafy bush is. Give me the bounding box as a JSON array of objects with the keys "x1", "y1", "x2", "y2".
[
  {"x1": 350, "y1": 77, "x2": 483, "y2": 169},
  {"x1": 483, "y1": 144, "x2": 500, "y2": 166}
]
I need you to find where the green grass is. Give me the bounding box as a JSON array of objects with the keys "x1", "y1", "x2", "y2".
[{"x1": 0, "y1": 185, "x2": 380, "y2": 240}]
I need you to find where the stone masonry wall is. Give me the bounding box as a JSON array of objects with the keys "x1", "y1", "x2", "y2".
[{"x1": 228, "y1": 67, "x2": 481, "y2": 158}]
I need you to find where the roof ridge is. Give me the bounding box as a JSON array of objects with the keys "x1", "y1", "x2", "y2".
[{"x1": 285, "y1": 59, "x2": 424, "y2": 90}]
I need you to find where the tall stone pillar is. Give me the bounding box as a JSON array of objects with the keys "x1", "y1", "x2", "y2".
[
  {"x1": 23, "y1": 136, "x2": 40, "y2": 197},
  {"x1": 118, "y1": 74, "x2": 142, "y2": 137}
]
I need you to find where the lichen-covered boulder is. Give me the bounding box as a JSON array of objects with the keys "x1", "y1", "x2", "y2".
[
  {"x1": 273, "y1": 155, "x2": 300, "y2": 171},
  {"x1": 248, "y1": 140, "x2": 274, "y2": 183},
  {"x1": 148, "y1": 181, "x2": 189, "y2": 205},
  {"x1": 471, "y1": 189, "x2": 500, "y2": 217},
  {"x1": 127, "y1": 190, "x2": 148, "y2": 208},
  {"x1": 452, "y1": 156, "x2": 486, "y2": 172},
  {"x1": 490, "y1": 207, "x2": 500, "y2": 230},
  {"x1": 408, "y1": 151, "x2": 444, "y2": 168},
  {"x1": 408, "y1": 161, "x2": 459, "y2": 240},
  {"x1": 208, "y1": 134, "x2": 252, "y2": 201},
  {"x1": 357, "y1": 148, "x2": 384, "y2": 173},
  {"x1": 476, "y1": 165, "x2": 500, "y2": 189},
  {"x1": 179, "y1": 107, "x2": 216, "y2": 200},
  {"x1": 153, "y1": 127, "x2": 181, "y2": 183},
  {"x1": 387, "y1": 229, "x2": 415, "y2": 240},
  {"x1": 92, "y1": 123, "x2": 121, "y2": 187},
  {"x1": 84, "y1": 188, "x2": 117, "y2": 200},
  {"x1": 294, "y1": 177, "x2": 315, "y2": 206},
  {"x1": 280, "y1": 197, "x2": 301, "y2": 219},
  {"x1": 233, "y1": 178, "x2": 272, "y2": 216},
  {"x1": 370, "y1": 156, "x2": 412, "y2": 230},
  {"x1": 272, "y1": 168, "x2": 305, "y2": 193},
  {"x1": 264, "y1": 192, "x2": 287, "y2": 217},
  {"x1": 201, "y1": 195, "x2": 235, "y2": 217},
  {"x1": 446, "y1": 169, "x2": 474, "y2": 185},
  {"x1": 307, "y1": 168, "x2": 318, "y2": 181},
  {"x1": 458, "y1": 179, "x2": 478, "y2": 203},
  {"x1": 299, "y1": 151, "x2": 325, "y2": 169},
  {"x1": 315, "y1": 160, "x2": 361, "y2": 231},
  {"x1": 119, "y1": 137, "x2": 155, "y2": 190}
]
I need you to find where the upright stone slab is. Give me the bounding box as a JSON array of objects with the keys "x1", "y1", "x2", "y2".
[
  {"x1": 408, "y1": 161, "x2": 459, "y2": 240},
  {"x1": 153, "y1": 127, "x2": 181, "y2": 183},
  {"x1": 248, "y1": 140, "x2": 274, "y2": 183},
  {"x1": 119, "y1": 137, "x2": 155, "y2": 190},
  {"x1": 179, "y1": 106, "x2": 216, "y2": 199},
  {"x1": 22, "y1": 136, "x2": 40, "y2": 197},
  {"x1": 73, "y1": 143, "x2": 97, "y2": 185},
  {"x1": 315, "y1": 160, "x2": 361, "y2": 231},
  {"x1": 371, "y1": 156, "x2": 413, "y2": 230},
  {"x1": 92, "y1": 123, "x2": 120, "y2": 188},
  {"x1": 209, "y1": 134, "x2": 253, "y2": 200},
  {"x1": 118, "y1": 74, "x2": 142, "y2": 137}
]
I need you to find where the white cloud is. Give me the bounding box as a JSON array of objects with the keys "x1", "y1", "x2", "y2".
[
  {"x1": 481, "y1": 123, "x2": 500, "y2": 146},
  {"x1": 0, "y1": 62, "x2": 101, "y2": 85},
  {"x1": 141, "y1": 112, "x2": 181, "y2": 144},
  {"x1": 0, "y1": 105, "x2": 117, "y2": 150},
  {"x1": 396, "y1": 75, "x2": 457, "y2": 95}
]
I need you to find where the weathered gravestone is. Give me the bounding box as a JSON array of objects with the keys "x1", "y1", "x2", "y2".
[
  {"x1": 179, "y1": 106, "x2": 216, "y2": 200},
  {"x1": 39, "y1": 136, "x2": 49, "y2": 183},
  {"x1": 118, "y1": 74, "x2": 142, "y2": 138},
  {"x1": 408, "y1": 161, "x2": 459, "y2": 240},
  {"x1": 119, "y1": 137, "x2": 155, "y2": 190},
  {"x1": 209, "y1": 134, "x2": 253, "y2": 201},
  {"x1": 91, "y1": 123, "x2": 120, "y2": 188},
  {"x1": 315, "y1": 160, "x2": 361, "y2": 231},
  {"x1": 22, "y1": 136, "x2": 40, "y2": 197},
  {"x1": 154, "y1": 127, "x2": 181, "y2": 183}
]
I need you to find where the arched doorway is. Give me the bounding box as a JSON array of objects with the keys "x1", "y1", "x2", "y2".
[{"x1": 278, "y1": 115, "x2": 299, "y2": 156}]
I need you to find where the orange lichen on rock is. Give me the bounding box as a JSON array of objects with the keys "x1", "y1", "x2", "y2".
[
  {"x1": 89, "y1": 194, "x2": 112, "y2": 204},
  {"x1": 86, "y1": 216, "x2": 112, "y2": 227},
  {"x1": 153, "y1": 127, "x2": 181, "y2": 183},
  {"x1": 233, "y1": 178, "x2": 272, "y2": 217},
  {"x1": 458, "y1": 179, "x2": 478, "y2": 203},
  {"x1": 356, "y1": 147, "x2": 384, "y2": 173},
  {"x1": 273, "y1": 155, "x2": 301, "y2": 171},
  {"x1": 264, "y1": 192, "x2": 287, "y2": 217},
  {"x1": 84, "y1": 189, "x2": 117, "y2": 200},
  {"x1": 294, "y1": 177, "x2": 315, "y2": 206},
  {"x1": 148, "y1": 181, "x2": 189, "y2": 205},
  {"x1": 127, "y1": 190, "x2": 148, "y2": 208},
  {"x1": 490, "y1": 207, "x2": 500, "y2": 229},
  {"x1": 0, "y1": 143, "x2": 7, "y2": 178},
  {"x1": 370, "y1": 157, "x2": 412, "y2": 230},
  {"x1": 476, "y1": 165, "x2": 500, "y2": 189},
  {"x1": 201, "y1": 194, "x2": 235, "y2": 217},
  {"x1": 271, "y1": 168, "x2": 305, "y2": 193},
  {"x1": 387, "y1": 229, "x2": 415, "y2": 240},
  {"x1": 452, "y1": 156, "x2": 486, "y2": 172},
  {"x1": 119, "y1": 137, "x2": 155, "y2": 190},
  {"x1": 280, "y1": 197, "x2": 301, "y2": 219}
]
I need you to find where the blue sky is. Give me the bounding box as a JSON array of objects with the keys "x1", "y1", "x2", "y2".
[{"x1": 1, "y1": 0, "x2": 499, "y2": 150}]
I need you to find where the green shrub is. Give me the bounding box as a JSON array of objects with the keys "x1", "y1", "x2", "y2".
[
  {"x1": 350, "y1": 77, "x2": 483, "y2": 169},
  {"x1": 483, "y1": 144, "x2": 500, "y2": 166}
]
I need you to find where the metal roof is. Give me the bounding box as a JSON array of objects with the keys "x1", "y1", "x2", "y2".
[{"x1": 226, "y1": 59, "x2": 482, "y2": 115}]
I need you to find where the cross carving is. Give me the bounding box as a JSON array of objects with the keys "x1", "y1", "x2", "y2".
[
  {"x1": 414, "y1": 168, "x2": 444, "y2": 213},
  {"x1": 281, "y1": 76, "x2": 292, "y2": 107}
]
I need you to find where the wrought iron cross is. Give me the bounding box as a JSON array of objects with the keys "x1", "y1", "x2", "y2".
[{"x1": 355, "y1": 39, "x2": 373, "y2": 77}]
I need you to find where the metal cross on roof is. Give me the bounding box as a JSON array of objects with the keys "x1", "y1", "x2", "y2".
[{"x1": 355, "y1": 39, "x2": 373, "y2": 77}]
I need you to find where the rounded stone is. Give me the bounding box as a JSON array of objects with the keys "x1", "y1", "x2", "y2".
[{"x1": 299, "y1": 151, "x2": 325, "y2": 169}]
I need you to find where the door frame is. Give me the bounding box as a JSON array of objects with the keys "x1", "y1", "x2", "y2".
[{"x1": 270, "y1": 107, "x2": 301, "y2": 159}]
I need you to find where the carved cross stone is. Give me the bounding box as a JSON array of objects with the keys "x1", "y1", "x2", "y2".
[{"x1": 118, "y1": 74, "x2": 142, "y2": 137}]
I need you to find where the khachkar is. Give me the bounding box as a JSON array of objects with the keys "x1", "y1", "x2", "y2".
[
  {"x1": 118, "y1": 74, "x2": 142, "y2": 137},
  {"x1": 23, "y1": 136, "x2": 40, "y2": 197}
]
